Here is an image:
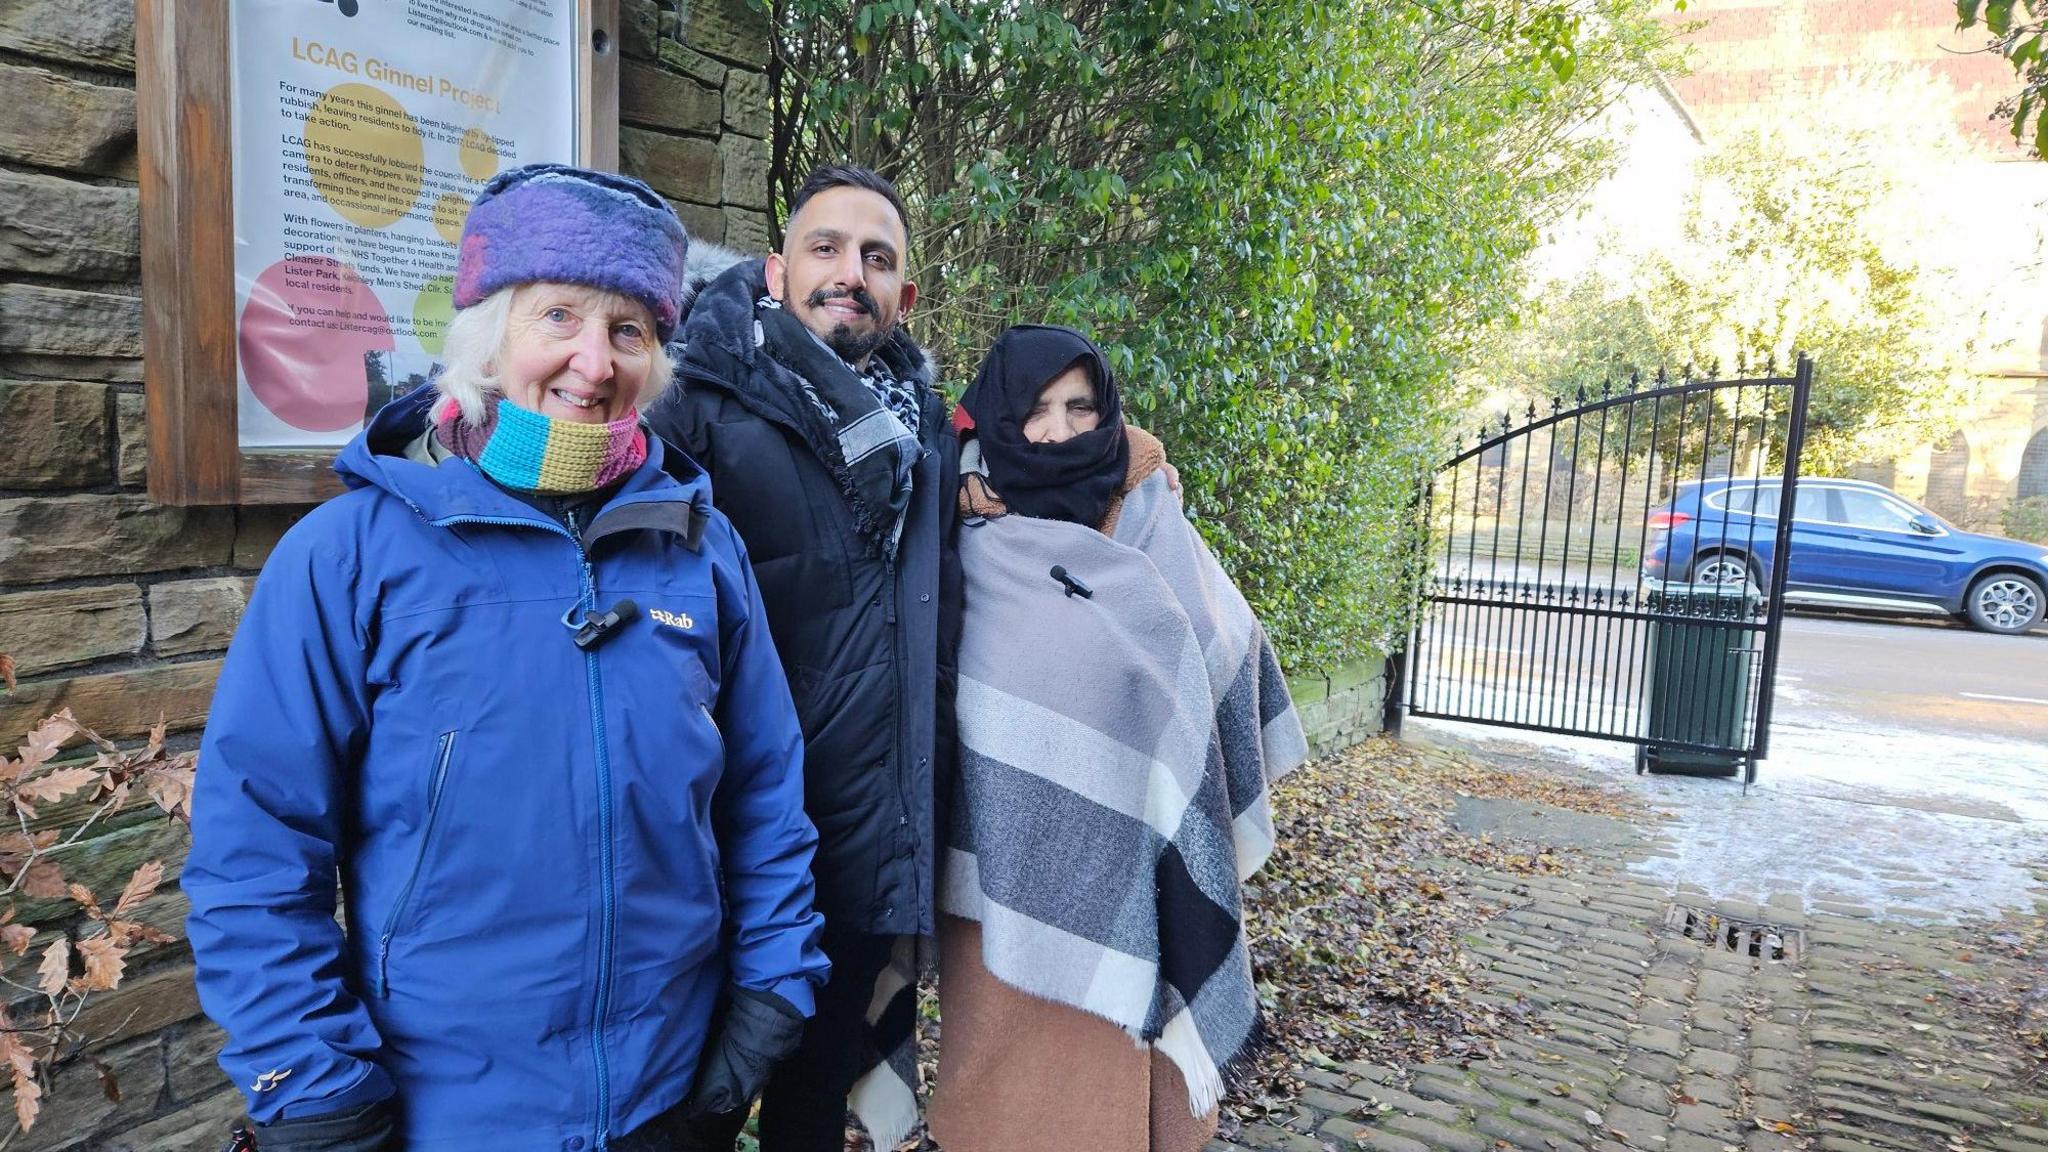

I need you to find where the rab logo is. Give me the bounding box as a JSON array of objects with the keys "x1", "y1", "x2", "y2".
[
  {"x1": 650, "y1": 608, "x2": 695, "y2": 630},
  {"x1": 250, "y1": 1068, "x2": 295, "y2": 1092}
]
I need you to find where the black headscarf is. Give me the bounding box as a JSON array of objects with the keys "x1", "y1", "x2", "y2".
[{"x1": 958, "y1": 324, "x2": 1131, "y2": 528}]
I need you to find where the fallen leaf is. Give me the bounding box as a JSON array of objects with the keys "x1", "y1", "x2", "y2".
[
  {"x1": 16, "y1": 765, "x2": 100, "y2": 805},
  {"x1": 20, "y1": 860, "x2": 67, "y2": 899},
  {"x1": 112, "y1": 861, "x2": 165, "y2": 919},
  {"x1": 35, "y1": 939, "x2": 69, "y2": 996},
  {"x1": 76, "y1": 936, "x2": 126, "y2": 992},
  {"x1": 11, "y1": 1062, "x2": 40, "y2": 1131},
  {"x1": 0, "y1": 653, "x2": 14, "y2": 693}
]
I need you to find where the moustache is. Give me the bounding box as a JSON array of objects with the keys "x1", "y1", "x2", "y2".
[{"x1": 807, "y1": 287, "x2": 876, "y2": 317}]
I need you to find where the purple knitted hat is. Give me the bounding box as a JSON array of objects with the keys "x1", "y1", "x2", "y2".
[{"x1": 453, "y1": 164, "x2": 689, "y2": 340}]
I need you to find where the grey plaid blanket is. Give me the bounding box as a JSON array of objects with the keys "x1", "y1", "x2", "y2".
[{"x1": 849, "y1": 472, "x2": 1308, "y2": 1145}]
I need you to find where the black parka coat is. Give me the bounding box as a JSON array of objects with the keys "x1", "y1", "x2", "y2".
[{"x1": 649, "y1": 258, "x2": 959, "y2": 938}]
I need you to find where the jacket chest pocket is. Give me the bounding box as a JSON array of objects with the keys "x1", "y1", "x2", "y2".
[{"x1": 372, "y1": 729, "x2": 459, "y2": 998}]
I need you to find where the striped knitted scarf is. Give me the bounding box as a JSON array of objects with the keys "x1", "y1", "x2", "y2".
[{"x1": 433, "y1": 394, "x2": 646, "y2": 494}]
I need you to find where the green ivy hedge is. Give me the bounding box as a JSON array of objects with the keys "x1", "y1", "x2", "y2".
[{"x1": 760, "y1": 0, "x2": 1673, "y2": 672}]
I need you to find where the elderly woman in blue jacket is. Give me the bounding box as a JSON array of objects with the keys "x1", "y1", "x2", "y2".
[{"x1": 183, "y1": 165, "x2": 829, "y2": 1152}]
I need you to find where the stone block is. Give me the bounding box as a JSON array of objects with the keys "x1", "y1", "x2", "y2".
[
  {"x1": 621, "y1": 0, "x2": 659, "y2": 59},
  {"x1": 232, "y1": 505, "x2": 312, "y2": 571},
  {"x1": 670, "y1": 198, "x2": 727, "y2": 245},
  {"x1": 12, "y1": 819, "x2": 192, "y2": 931},
  {"x1": 93, "y1": 1087, "x2": 244, "y2": 1152},
  {"x1": 720, "y1": 131, "x2": 771, "y2": 210},
  {"x1": 1600, "y1": 1104, "x2": 1671, "y2": 1146},
  {"x1": 0, "y1": 658, "x2": 222, "y2": 742},
  {"x1": 0, "y1": 0, "x2": 135, "y2": 70},
  {"x1": 0, "y1": 584, "x2": 146, "y2": 676},
  {"x1": 4, "y1": 1035, "x2": 165, "y2": 1146},
  {"x1": 0, "y1": 63, "x2": 135, "y2": 177},
  {"x1": 1328, "y1": 655, "x2": 1385, "y2": 695},
  {"x1": 658, "y1": 37, "x2": 730, "y2": 87},
  {"x1": 0, "y1": 380, "x2": 108, "y2": 487},
  {"x1": 69, "y1": 964, "x2": 205, "y2": 1051},
  {"x1": 116, "y1": 390, "x2": 145, "y2": 487},
  {"x1": 1673, "y1": 1100, "x2": 1740, "y2": 1138},
  {"x1": 0, "y1": 170, "x2": 139, "y2": 281},
  {"x1": 621, "y1": 60, "x2": 722, "y2": 135},
  {"x1": 677, "y1": 0, "x2": 770, "y2": 68},
  {"x1": 0, "y1": 494, "x2": 233, "y2": 584},
  {"x1": 724, "y1": 206, "x2": 773, "y2": 255},
  {"x1": 620, "y1": 127, "x2": 723, "y2": 206},
  {"x1": 1381, "y1": 1113, "x2": 1490, "y2": 1152},
  {"x1": 164, "y1": 1017, "x2": 233, "y2": 1103},
  {"x1": 723, "y1": 67, "x2": 770, "y2": 138},
  {"x1": 149, "y1": 577, "x2": 256, "y2": 657},
  {"x1": 1287, "y1": 674, "x2": 1329, "y2": 705},
  {"x1": 0, "y1": 352, "x2": 143, "y2": 383},
  {"x1": 0, "y1": 283, "x2": 143, "y2": 359}
]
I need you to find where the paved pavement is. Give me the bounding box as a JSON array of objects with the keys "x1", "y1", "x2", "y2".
[
  {"x1": 1212, "y1": 755, "x2": 2048, "y2": 1152},
  {"x1": 1216, "y1": 615, "x2": 2048, "y2": 1151}
]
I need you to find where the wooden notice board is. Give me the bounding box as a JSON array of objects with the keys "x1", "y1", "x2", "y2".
[{"x1": 138, "y1": 0, "x2": 621, "y2": 505}]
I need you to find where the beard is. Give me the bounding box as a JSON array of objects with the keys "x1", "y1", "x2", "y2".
[{"x1": 798, "y1": 283, "x2": 888, "y2": 363}]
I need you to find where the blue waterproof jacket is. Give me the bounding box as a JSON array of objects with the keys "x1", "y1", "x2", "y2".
[{"x1": 184, "y1": 390, "x2": 830, "y2": 1150}]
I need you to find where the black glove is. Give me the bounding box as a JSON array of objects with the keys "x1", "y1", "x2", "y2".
[
  {"x1": 249, "y1": 1100, "x2": 398, "y2": 1152},
  {"x1": 684, "y1": 985, "x2": 807, "y2": 1117}
]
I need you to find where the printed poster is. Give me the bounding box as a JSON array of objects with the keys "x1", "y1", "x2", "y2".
[{"x1": 231, "y1": 0, "x2": 579, "y2": 449}]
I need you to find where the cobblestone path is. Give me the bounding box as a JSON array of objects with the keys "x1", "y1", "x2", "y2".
[{"x1": 1216, "y1": 842, "x2": 2048, "y2": 1152}]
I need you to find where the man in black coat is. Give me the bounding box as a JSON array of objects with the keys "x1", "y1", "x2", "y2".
[{"x1": 647, "y1": 165, "x2": 959, "y2": 1152}]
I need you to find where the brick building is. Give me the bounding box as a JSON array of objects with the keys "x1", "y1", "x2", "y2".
[{"x1": 1662, "y1": 0, "x2": 2048, "y2": 530}]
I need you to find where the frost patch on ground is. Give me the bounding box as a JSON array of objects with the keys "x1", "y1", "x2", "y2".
[{"x1": 1410, "y1": 715, "x2": 2048, "y2": 921}]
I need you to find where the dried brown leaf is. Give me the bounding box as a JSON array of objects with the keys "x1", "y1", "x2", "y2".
[
  {"x1": 35, "y1": 939, "x2": 69, "y2": 997},
  {"x1": 20, "y1": 712, "x2": 79, "y2": 768},
  {"x1": 68, "y1": 883, "x2": 102, "y2": 920},
  {"x1": 2, "y1": 923, "x2": 35, "y2": 956},
  {"x1": 93, "y1": 1056, "x2": 119, "y2": 1103},
  {"x1": 145, "y1": 761, "x2": 197, "y2": 821},
  {"x1": 20, "y1": 860, "x2": 67, "y2": 900},
  {"x1": 16, "y1": 765, "x2": 100, "y2": 805},
  {"x1": 107, "y1": 919, "x2": 176, "y2": 948},
  {"x1": 75, "y1": 936, "x2": 125, "y2": 992},
  {"x1": 112, "y1": 861, "x2": 165, "y2": 919},
  {"x1": 0, "y1": 653, "x2": 15, "y2": 693},
  {"x1": 11, "y1": 1061, "x2": 40, "y2": 1132}
]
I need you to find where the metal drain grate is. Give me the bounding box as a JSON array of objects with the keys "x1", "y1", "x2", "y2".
[{"x1": 1663, "y1": 903, "x2": 1804, "y2": 962}]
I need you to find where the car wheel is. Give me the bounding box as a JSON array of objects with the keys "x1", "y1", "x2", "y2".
[
  {"x1": 1965, "y1": 573, "x2": 2044, "y2": 634},
  {"x1": 1687, "y1": 552, "x2": 1754, "y2": 589}
]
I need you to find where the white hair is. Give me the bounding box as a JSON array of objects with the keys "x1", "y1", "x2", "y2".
[{"x1": 433, "y1": 286, "x2": 678, "y2": 426}]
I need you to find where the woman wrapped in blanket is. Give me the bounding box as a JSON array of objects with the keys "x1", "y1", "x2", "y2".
[{"x1": 926, "y1": 325, "x2": 1311, "y2": 1152}]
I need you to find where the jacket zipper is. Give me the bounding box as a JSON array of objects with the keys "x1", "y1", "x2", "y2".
[
  {"x1": 373, "y1": 729, "x2": 458, "y2": 997},
  {"x1": 428, "y1": 510, "x2": 618, "y2": 1148},
  {"x1": 566, "y1": 509, "x2": 619, "y2": 1150}
]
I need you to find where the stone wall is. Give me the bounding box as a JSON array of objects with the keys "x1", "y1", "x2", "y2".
[
  {"x1": 1291, "y1": 655, "x2": 1391, "y2": 760},
  {"x1": 0, "y1": 2, "x2": 771, "y2": 1147}
]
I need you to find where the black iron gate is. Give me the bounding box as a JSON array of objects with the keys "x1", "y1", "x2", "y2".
[{"x1": 1400, "y1": 357, "x2": 1813, "y2": 782}]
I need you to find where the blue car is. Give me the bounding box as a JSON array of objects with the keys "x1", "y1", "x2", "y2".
[{"x1": 1642, "y1": 477, "x2": 2048, "y2": 634}]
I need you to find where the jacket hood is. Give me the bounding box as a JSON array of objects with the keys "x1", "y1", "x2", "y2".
[
  {"x1": 673, "y1": 257, "x2": 938, "y2": 398},
  {"x1": 334, "y1": 386, "x2": 711, "y2": 526}
]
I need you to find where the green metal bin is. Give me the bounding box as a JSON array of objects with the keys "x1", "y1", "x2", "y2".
[{"x1": 1638, "y1": 583, "x2": 1758, "y2": 777}]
